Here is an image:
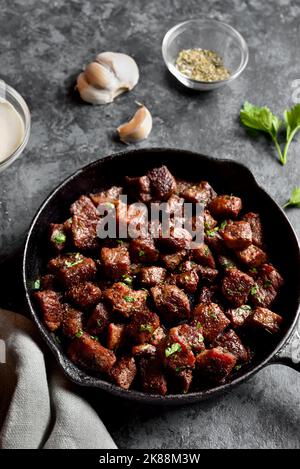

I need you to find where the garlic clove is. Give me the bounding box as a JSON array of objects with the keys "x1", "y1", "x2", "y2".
[
  {"x1": 117, "y1": 104, "x2": 152, "y2": 143},
  {"x1": 84, "y1": 62, "x2": 118, "y2": 91},
  {"x1": 77, "y1": 72, "x2": 115, "y2": 105},
  {"x1": 96, "y1": 52, "x2": 139, "y2": 91}
]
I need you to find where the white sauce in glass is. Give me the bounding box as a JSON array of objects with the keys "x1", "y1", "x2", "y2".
[{"x1": 0, "y1": 100, "x2": 25, "y2": 162}]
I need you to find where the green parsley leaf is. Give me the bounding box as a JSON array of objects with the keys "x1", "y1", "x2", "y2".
[
  {"x1": 53, "y1": 231, "x2": 66, "y2": 244},
  {"x1": 165, "y1": 343, "x2": 182, "y2": 357},
  {"x1": 282, "y1": 104, "x2": 300, "y2": 164},
  {"x1": 250, "y1": 284, "x2": 258, "y2": 296},
  {"x1": 283, "y1": 187, "x2": 300, "y2": 209},
  {"x1": 219, "y1": 220, "x2": 227, "y2": 230},
  {"x1": 122, "y1": 274, "x2": 133, "y2": 286},
  {"x1": 74, "y1": 329, "x2": 84, "y2": 338},
  {"x1": 65, "y1": 253, "x2": 83, "y2": 268},
  {"x1": 139, "y1": 324, "x2": 153, "y2": 333},
  {"x1": 116, "y1": 239, "x2": 124, "y2": 244},
  {"x1": 138, "y1": 250, "x2": 145, "y2": 257},
  {"x1": 264, "y1": 279, "x2": 272, "y2": 289},
  {"x1": 123, "y1": 296, "x2": 136, "y2": 303},
  {"x1": 33, "y1": 279, "x2": 41, "y2": 290},
  {"x1": 196, "y1": 322, "x2": 203, "y2": 330},
  {"x1": 96, "y1": 319, "x2": 102, "y2": 327}
]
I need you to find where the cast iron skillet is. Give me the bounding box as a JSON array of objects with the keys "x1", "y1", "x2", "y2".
[{"x1": 23, "y1": 148, "x2": 300, "y2": 405}]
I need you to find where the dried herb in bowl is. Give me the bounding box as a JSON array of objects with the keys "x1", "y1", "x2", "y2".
[{"x1": 175, "y1": 48, "x2": 231, "y2": 82}]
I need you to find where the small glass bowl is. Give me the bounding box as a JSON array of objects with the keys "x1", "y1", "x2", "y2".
[
  {"x1": 0, "y1": 81, "x2": 31, "y2": 173},
  {"x1": 162, "y1": 18, "x2": 249, "y2": 91}
]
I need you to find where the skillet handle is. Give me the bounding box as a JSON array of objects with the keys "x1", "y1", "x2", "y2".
[{"x1": 271, "y1": 321, "x2": 300, "y2": 372}]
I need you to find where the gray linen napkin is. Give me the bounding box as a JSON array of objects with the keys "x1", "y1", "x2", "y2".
[{"x1": 0, "y1": 308, "x2": 117, "y2": 449}]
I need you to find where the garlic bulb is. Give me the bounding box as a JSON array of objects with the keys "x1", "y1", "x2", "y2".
[
  {"x1": 77, "y1": 52, "x2": 139, "y2": 105},
  {"x1": 117, "y1": 104, "x2": 152, "y2": 143}
]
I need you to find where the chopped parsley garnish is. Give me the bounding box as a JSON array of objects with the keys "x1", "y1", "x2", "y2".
[
  {"x1": 33, "y1": 279, "x2": 41, "y2": 290},
  {"x1": 234, "y1": 364, "x2": 242, "y2": 371},
  {"x1": 264, "y1": 279, "x2": 272, "y2": 289},
  {"x1": 249, "y1": 267, "x2": 258, "y2": 274},
  {"x1": 124, "y1": 296, "x2": 136, "y2": 303},
  {"x1": 219, "y1": 220, "x2": 227, "y2": 230},
  {"x1": 165, "y1": 343, "x2": 182, "y2": 357},
  {"x1": 53, "y1": 231, "x2": 66, "y2": 244},
  {"x1": 65, "y1": 253, "x2": 83, "y2": 268},
  {"x1": 90, "y1": 335, "x2": 99, "y2": 341},
  {"x1": 97, "y1": 319, "x2": 102, "y2": 327},
  {"x1": 250, "y1": 284, "x2": 258, "y2": 296},
  {"x1": 236, "y1": 305, "x2": 252, "y2": 316},
  {"x1": 74, "y1": 329, "x2": 84, "y2": 338},
  {"x1": 105, "y1": 202, "x2": 115, "y2": 210},
  {"x1": 209, "y1": 311, "x2": 217, "y2": 319},
  {"x1": 140, "y1": 324, "x2": 153, "y2": 333},
  {"x1": 204, "y1": 247, "x2": 210, "y2": 256},
  {"x1": 138, "y1": 250, "x2": 145, "y2": 257},
  {"x1": 226, "y1": 288, "x2": 235, "y2": 296},
  {"x1": 206, "y1": 227, "x2": 218, "y2": 237},
  {"x1": 196, "y1": 322, "x2": 203, "y2": 330},
  {"x1": 116, "y1": 239, "x2": 124, "y2": 244},
  {"x1": 122, "y1": 275, "x2": 133, "y2": 286}
]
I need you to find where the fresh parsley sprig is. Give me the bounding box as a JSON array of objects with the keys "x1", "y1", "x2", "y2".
[{"x1": 283, "y1": 187, "x2": 300, "y2": 208}]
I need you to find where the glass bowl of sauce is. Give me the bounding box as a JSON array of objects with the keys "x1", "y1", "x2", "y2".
[
  {"x1": 0, "y1": 80, "x2": 31, "y2": 173},
  {"x1": 162, "y1": 18, "x2": 249, "y2": 91}
]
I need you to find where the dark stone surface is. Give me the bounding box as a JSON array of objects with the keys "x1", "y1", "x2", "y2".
[{"x1": 0, "y1": 0, "x2": 299, "y2": 448}]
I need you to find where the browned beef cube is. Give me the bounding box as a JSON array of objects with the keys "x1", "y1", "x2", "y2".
[
  {"x1": 86, "y1": 302, "x2": 111, "y2": 335},
  {"x1": 192, "y1": 303, "x2": 230, "y2": 342},
  {"x1": 130, "y1": 237, "x2": 159, "y2": 263},
  {"x1": 49, "y1": 223, "x2": 67, "y2": 252},
  {"x1": 195, "y1": 347, "x2": 236, "y2": 382},
  {"x1": 158, "y1": 226, "x2": 192, "y2": 252},
  {"x1": 242, "y1": 212, "x2": 264, "y2": 247},
  {"x1": 192, "y1": 243, "x2": 215, "y2": 268},
  {"x1": 205, "y1": 231, "x2": 226, "y2": 254},
  {"x1": 66, "y1": 282, "x2": 102, "y2": 309},
  {"x1": 149, "y1": 326, "x2": 166, "y2": 346},
  {"x1": 151, "y1": 284, "x2": 190, "y2": 323},
  {"x1": 161, "y1": 250, "x2": 186, "y2": 270},
  {"x1": 249, "y1": 281, "x2": 278, "y2": 308},
  {"x1": 110, "y1": 356, "x2": 137, "y2": 390},
  {"x1": 218, "y1": 255, "x2": 237, "y2": 271},
  {"x1": 170, "y1": 324, "x2": 205, "y2": 353},
  {"x1": 70, "y1": 195, "x2": 100, "y2": 220},
  {"x1": 106, "y1": 323, "x2": 125, "y2": 350},
  {"x1": 71, "y1": 214, "x2": 99, "y2": 250},
  {"x1": 103, "y1": 282, "x2": 148, "y2": 317},
  {"x1": 166, "y1": 194, "x2": 185, "y2": 217},
  {"x1": 48, "y1": 253, "x2": 97, "y2": 288},
  {"x1": 221, "y1": 221, "x2": 252, "y2": 250},
  {"x1": 62, "y1": 305, "x2": 83, "y2": 338},
  {"x1": 213, "y1": 329, "x2": 248, "y2": 362},
  {"x1": 90, "y1": 185, "x2": 123, "y2": 206},
  {"x1": 100, "y1": 245, "x2": 130, "y2": 280},
  {"x1": 197, "y1": 265, "x2": 218, "y2": 283},
  {"x1": 169, "y1": 268, "x2": 199, "y2": 294},
  {"x1": 171, "y1": 368, "x2": 193, "y2": 394},
  {"x1": 132, "y1": 343, "x2": 157, "y2": 357},
  {"x1": 226, "y1": 305, "x2": 253, "y2": 328},
  {"x1": 247, "y1": 307, "x2": 283, "y2": 334},
  {"x1": 139, "y1": 266, "x2": 166, "y2": 287},
  {"x1": 147, "y1": 165, "x2": 176, "y2": 201},
  {"x1": 126, "y1": 310, "x2": 160, "y2": 344},
  {"x1": 161, "y1": 328, "x2": 196, "y2": 374},
  {"x1": 221, "y1": 268, "x2": 254, "y2": 307},
  {"x1": 139, "y1": 358, "x2": 168, "y2": 395},
  {"x1": 236, "y1": 244, "x2": 268, "y2": 268},
  {"x1": 68, "y1": 333, "x2": 116, "y2": 374},
  {"x1": 198, "y1": 285, "x2": 218, "y2": 304},
  {"x1": 204, "y1": 210, "x2": 218, "y2": 230},
  {"x1": 34, "y1": 290, "x2": 63, "y2": 331},
  {"x1": 125, "y1": 175, "x2": 152, "y2": 203},
  {"x1": 182, "y1": 181, "x2": 216, "y2": 205},
  {"x1": 259, "y1": 264, "x2": 284, "y2": 291},
  {"x1": 208, "y1": 195, "x2": 242, "y2": 219},
  {"x1": 40, "y1": 274, "x2": 57, "y2": 290}
]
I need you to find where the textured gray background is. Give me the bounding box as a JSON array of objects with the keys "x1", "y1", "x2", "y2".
[{"x1": 0, "y1": 0, "x2": 299, "y2": 449}]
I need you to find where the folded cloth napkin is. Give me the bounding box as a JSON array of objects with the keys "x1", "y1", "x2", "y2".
[{"x1": 0, "y1": 308, "x2": 117, "y2": 449}]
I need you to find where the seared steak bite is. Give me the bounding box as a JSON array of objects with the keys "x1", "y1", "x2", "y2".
[
  {"x1": 130, "y1": 237, "x2": 159, "y2": 263},
  {"x1": 70, "y1": 195, "x2": 100, "y2": 250},
  {"x1": 62, "y1": 305, "x2": 83, "y2": 338},
  {"x1": 49, "y1": 223, "x2": 68, "y2": 252},
  {"x1": 203, "y1": 210, "x2": 218, "y2": 230},
  {"x1": 221, "y1": 268, "x2": 254, "y2": 307},
  {"x1": 236, "y1": 244, "x2": 268, "y2": 268},
  {"x1": 198, "y1": 285, "x2": 218, "y2": 304},
  {"x1": 103, "y1": 282, "x2": 148, "y2": 317},
  {"x1": 181, "y1": 180, "x2": 216, "y2": 205},
  {"x1": 40, "y1": 274, "x2": 57, "y2": 291},
  {"x1": 192, "y1": 243, "x2": 216, "y2": 268},
  {"x1": 172, "y1": 368, "x2": 193, "y2": 394},
  {"x1": 226, "y1": 305, "x2": 253, "y2": 328},
  {"x1": 259, "y1": 263, "x2": 284, "y2": 290},
  {"x1": 195, "y1": 347, "x2": 237, "y2": 382},
  {"x1": 205, "y1": 230, "x2": 226, "y2": 254},
  {"x1": 68, "y1": 333, "x2": 116, "y2": 374},
  {"x1": 149, "y1": 326, "x2": 166, "y2": 346},
  {"x1": 168, "y1": 268, "x2": 199, "y2": 294},
  {"x1": 132, "y1": 343, "x2": 157, "y2": 357},
  {"x1": 192, "y1": 303, "x2": 230, "y2": 343},
  {"x1": 161, "y1": 250, "x2": 186, "y2": 270},
  {"x1": 158, "y1": 226, "x2": 192, "y2": 252},
  {"x1": 126, "y1": 310, "x2": 160, "y2": 344},
  {"x1": 218, "y1": 254, "x2": 237, "y2": 271},
  {"x1": 110, "y1": 356, "x2": 137, "y2": 390},
  {"x1": 139, "y1": 358, "x2": 168, "y2": 396},
  {"x1": 208, "y1": 195, "x2": 242, "y2": 219},
  {"x1": 147, "y1": 165, "x2": 176, "y2": 201},
  {"x1": 66, "y1": 282, "x2": 102, "y2": 309},
  {"x1": 197, "y1": 265, "x2": 218, "y2": 283},
  {"x1": 151, "y1": 285, "x2": 191, "y2": 324},
  {"x1": 125, "y1": 175, "x2": 152, "y2": 203},
  {"x1": 169, "y1": 324, "x2": 205, "y2": 353},
  {"x1": 86, "y1": 302, "x2": 111, "y2": 335},
  {"x1": 221, "y1": 221, "x2": 252, "y2": 250},
  {"x1": 247, "y1": 307, "x2": 283, "y2": 334},
  {"x1": 34, "y1": 290, "x2": 64, "y2": 331},
  {"x1": 100, "y1": 245, "x2": 130, "y2": 280},
  {"x1": 48, "y1": 253, "x2": 97, "y2": 288},
  {"x1": 249, "y1": 281, "x2": 278, "y2": 308},
  {"x1": 213, "y1": 329, "x2": 248, "y2": 362},
  {"x1": 242, "y1": 212, "x2": 264, "y2": 247},
  {"x1": 161, "y1": 327, "x2": 196, "y2": 374},
  {"x1": 106, "y1": 323, "x2": 125, "y2": 350},
  {"x1": 139, "y1": 266, "x2": 167, "y2": 287},
  {"x1": 90, "y1": 185, "x2": 123, "y2": 206}
]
